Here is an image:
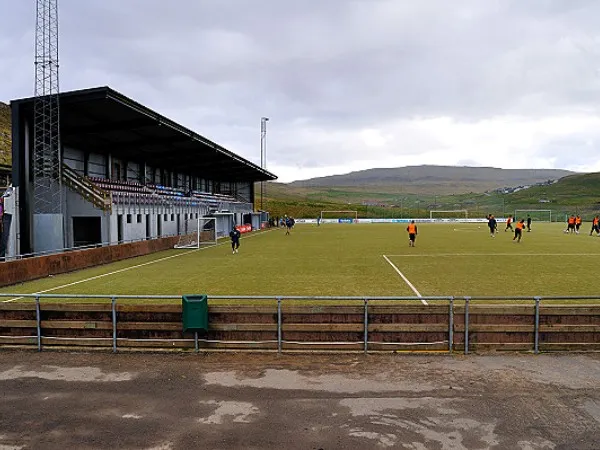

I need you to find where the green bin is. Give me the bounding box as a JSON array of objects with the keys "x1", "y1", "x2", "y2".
[{"x1": 182, "y1": 295, "x2": 208, "y2": 332}]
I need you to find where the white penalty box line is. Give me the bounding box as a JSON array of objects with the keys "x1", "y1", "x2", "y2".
[
  {"x1": 2, "y1": 229, "x2": 275, "y2": 303},
  {"x1": 382, "y1": 255, "x2": 427, "y2": 305}
]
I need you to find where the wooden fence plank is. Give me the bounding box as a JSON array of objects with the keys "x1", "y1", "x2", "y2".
[
  {"x1": 369, "y1": 324, "x2": 449, "y2": 332},
  {"x1": 210, "y1": 323, "x2": 278, "y2": 332},
  {"x1": 117, "y1": 304, "x2": 182, "y2": 313},
  {"x1": 0, "y1": 337, "x2": 37, "y2": 345},
  {"x1": 454, "y1": 325, "x2": 534, "y2": 332},
  {"x1": 40, "y1": 320, "x2": 113, "y2": 330},
  {"x1": 454, "y1": 306, "x2": 535, "y2": 315},
  {"x1": 0, "y1": 303, "x2": 37, "y2": 311},
  {"x1": 0, "y1": 320, "x2": 37, "y2": 328},
  {"x1": 539, "y1": 325, "x2": 600, "y2": 333},
  {"x1": 369, "y1": 305, "x2": 450, "y2": 314},
  {"x1": 40, "y1": 337, "x2": 112, "y2": 346},
  {"x1": 117, "y1": 322, "x2": 182, "y2": 331},
  {"x1": 540, "y1": 307, "x2": 600, "y2": 315},
  {"x1": 40, "y1": 303, "x2": 112, "y2": 312}
]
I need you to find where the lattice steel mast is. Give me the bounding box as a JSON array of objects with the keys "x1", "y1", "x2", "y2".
[{"x1": 33, "y1": 0, "x2": 62, "y2": 215}]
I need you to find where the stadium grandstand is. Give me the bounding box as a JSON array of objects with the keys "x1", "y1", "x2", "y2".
[{"x1": 2, "y1": 86, "x2": 276, "y2": 258}]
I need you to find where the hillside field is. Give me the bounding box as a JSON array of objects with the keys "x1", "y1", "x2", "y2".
[{"x1": 2, "y1": 223, "x2": 599, "y2": 302}]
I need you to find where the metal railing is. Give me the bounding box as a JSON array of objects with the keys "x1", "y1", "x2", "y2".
[{"x1": 0, "y1": 293, "x2": 598, "y2": 355}]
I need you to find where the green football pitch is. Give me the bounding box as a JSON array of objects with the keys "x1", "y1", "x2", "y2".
[{"x1": 1, "y1": 223, "x2": 599, "y2": 301}]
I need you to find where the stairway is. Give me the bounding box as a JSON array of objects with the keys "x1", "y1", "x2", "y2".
[{"x1": 62, "y1": 165, "x2": 111, "y2": 212}]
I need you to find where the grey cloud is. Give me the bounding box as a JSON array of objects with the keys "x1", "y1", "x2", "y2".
[{"x1": 2, "y1": 0, "x2": 600, "y2": 180}]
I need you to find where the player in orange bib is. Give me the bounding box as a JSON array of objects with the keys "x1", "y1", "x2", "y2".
[
  {"x1": 513, "y1": 219, "x2": 525, "y2": 243},
  {"x1": 590, "y1": 216, "x2": 600, "y2": 236},
  {"x1": 406, "y1": 220, "x2": 418, "y2": 247},
  {"x1": 575, "y1": 215, "x2": 582, "y2": 234},
  {"x1": 565, "y1": 215, "x2": 576, "y2": 234}
]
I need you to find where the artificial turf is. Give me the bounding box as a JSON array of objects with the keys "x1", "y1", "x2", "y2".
[{"x1": 1, "y1": 222, "x2": 599, "y2": 302}]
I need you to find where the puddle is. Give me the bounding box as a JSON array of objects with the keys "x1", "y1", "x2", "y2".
[
  {"x1": 198, "y1": 400, "x2": 259, "y2": 424},
  {"x1": 339, "y1": 397, "x2": 498, "y2": 449},
  {"x1": 204, "y1": 369, "x2": 435, "y2": 393},
  {"x1": 0, "y1": 365, "x2": 133, "y2": 382}
]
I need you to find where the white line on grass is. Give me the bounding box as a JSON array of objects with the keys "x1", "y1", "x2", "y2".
[
  {"x1": 385, "y1": 253, "x2": 600, "y2": 257},
  {"x1": 382, "y1": 255, "x2": 427, "y2": 305},
  {"x1": 2, "y1": 230, "x2": 274, "y2": 302}
]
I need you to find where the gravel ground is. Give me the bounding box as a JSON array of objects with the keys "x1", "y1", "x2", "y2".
[{"x1": 0, "y1": 351, "x2": 599, "y2": 449}]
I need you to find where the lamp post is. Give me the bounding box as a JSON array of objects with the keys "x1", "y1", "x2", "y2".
[{"x1": 260, "y1": 117, "x2": 269, "y2": 211}]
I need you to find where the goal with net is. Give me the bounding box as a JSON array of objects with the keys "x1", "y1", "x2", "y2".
[
  {"x1": 514, "y1": 209, "x2": 552, "y2": 223},
  {"x1": 320, "y1": 210, "x2": 358, "y2": 223},
  {"x1": 429, "y1": 210, "x2": 469, "y2": 220},
  {"x1": 174, "y1": 217, "x2": 217, "y2": 249}
]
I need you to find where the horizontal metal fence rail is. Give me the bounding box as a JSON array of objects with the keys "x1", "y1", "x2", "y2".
[{"x1": 0, "y1": 293, "x2": 599, "y2": 354}]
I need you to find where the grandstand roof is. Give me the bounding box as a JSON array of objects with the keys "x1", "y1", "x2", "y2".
[{"x1": 11, "y1": 87, "x2": 276, "y2": 182}]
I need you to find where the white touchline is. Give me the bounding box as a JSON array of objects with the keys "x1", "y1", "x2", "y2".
[
  {"x1": 385, "y1": 253, "x2": 600, "y2": 257},
  {"x1": 2, "y1": 229, "x2": 274, "y2": 303},
  {"x1": 382, "y1": 255, "x2": 427, "y2": 305}
]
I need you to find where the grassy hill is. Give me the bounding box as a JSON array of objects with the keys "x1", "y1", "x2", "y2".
[
  {"x1": 0, "y1": 102, "x2": 10, "y2": 166},
  {"x1": 260, "y1": 170, "x2": 600, "y2": 220}
]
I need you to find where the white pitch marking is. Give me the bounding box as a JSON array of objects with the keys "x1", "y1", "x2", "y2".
[
  {"x1": 2, "y1": 230, "x2": 273, "y2": 302},
  {"x1": 384, "y1": 253, "x2": 600, "y2": 257},
  {"x1": 382, "y1": 255, "x2": 427, "y2": 305}
]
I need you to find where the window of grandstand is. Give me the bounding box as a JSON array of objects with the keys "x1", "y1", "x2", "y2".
[
  {"x1": 127, "y1": 214, "x2": 132, "y2": 224},
  {"x1": 137, "y1": 214, "x2": 142, "y2": 223}
]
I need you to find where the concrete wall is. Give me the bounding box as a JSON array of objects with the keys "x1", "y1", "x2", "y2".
[
  {"x1": 161, "y1": 212, "x2": 179, "y2": 236},
  {"x1": 108, "y1": 210, "x2": 196, "y2": 244},
  {"x1": 64, "y1": 187, "x2": 109, "y2": 248}
]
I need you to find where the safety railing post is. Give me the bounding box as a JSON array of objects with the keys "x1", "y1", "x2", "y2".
[
  {"x1": 277, "y1": 297, "x2": 282, "y2": 354},
  {"x1": 464, "y1": 297, "x2": 470, "y2": 355},
  {"x1": 534, "y1": 297, "x2": 541, "y2": 354},
  {"x1": 111, "y1": 297, "x2": 117, "y2": 353},
  {"x1": 35, "y1": 295, "x2": 42, "y2": 352},
  {"x1": 363, "y1": 298, "x2": 369, "y2": 355},
  {"x1": 448, "y1": 297, "x2": 454, "y2": 354}
]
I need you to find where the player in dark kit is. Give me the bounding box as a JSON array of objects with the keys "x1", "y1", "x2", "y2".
[
  {"x1": 229, "y1": 226, "x2": 241, "y2": 254},
  {"x1": 487, "y1": 214, "x2": 497, "y2": 237}
]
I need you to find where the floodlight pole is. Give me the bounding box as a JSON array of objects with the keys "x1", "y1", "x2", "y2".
[{"x1": 260, "y1": 117, "x2": 269, "y2": 211}]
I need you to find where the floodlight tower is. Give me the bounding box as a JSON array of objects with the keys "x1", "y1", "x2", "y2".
[
  {"x1": 33, "y1": 0, "x2": 63, "y2": 249},
  {"x1": 260, "y1": 117, "x2": 269, "y2": 210}
]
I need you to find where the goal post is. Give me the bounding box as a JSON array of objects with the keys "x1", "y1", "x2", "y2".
[
  {"x1": 429, "y1": 210, "x2": 468, "y2": 220},
  {"x1": 320, "y1": 210, "x2": 358, "y2": 223},
  {"x1": 514, "y1": 209, "x2": 552, "y2": 223},
  {"x1": 174, "y1": 217, "x2": 217, "y2": 249}
]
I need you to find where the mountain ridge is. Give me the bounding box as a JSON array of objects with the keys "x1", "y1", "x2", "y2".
[{"x1": 289, "y1": 165, "x2": 575, "y2": 190}]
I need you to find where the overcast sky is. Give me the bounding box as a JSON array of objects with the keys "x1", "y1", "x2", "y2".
[{"x1": 2, "y1": 1, "x2": 600, "y2": 182}]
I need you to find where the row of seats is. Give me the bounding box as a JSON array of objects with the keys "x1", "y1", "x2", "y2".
[
  {"x1": 87, "y1": 177, "x2": 242, "y2": 207},
  {"x1": 87, "y1": 177, "x2": 149, "y2": 194},
  {"x1": 112, "y1": 191, "x2": 170, "y2": 206}
]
